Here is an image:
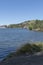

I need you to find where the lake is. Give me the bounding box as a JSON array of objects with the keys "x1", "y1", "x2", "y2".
[{"x1": 0, "y1": 28, "x2": 43, "y2": 60}]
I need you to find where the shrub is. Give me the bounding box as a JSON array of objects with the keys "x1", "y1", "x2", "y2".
[
  {"x1": 29, "y1": 26, "x2": 32, "y2": 30},
  {"x1": 16, "y1": 44, "x2": 41, "y2": 55},
  {"x1": 32, "y1": 44, "x2": 41, "y2": 52}
]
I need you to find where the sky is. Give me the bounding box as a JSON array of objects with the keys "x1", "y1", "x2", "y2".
[{"x1": 0, "y1": 0, "x2": 43, "y2": 25}]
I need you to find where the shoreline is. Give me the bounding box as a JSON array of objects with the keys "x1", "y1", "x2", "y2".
[
  {"x1": 0, "y1": 51, "x2": 43, "y2": 65},
  {"x1": 0, "y1": 43, "x2": 43, "y2": 62}
]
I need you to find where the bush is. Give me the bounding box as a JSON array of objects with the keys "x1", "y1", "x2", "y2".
[
  {"x1": 16, "y1": 44, "x2": 41, "y2": 55},
  {"x1": 16, "y1": 44, "x2": 33, "y2": 55},
  {"x1": 29, "y1": 26, "x2": 32, "y2": 30},
  {"x1": 32, "y1": 44, "x2": 41, "y2": 52}
]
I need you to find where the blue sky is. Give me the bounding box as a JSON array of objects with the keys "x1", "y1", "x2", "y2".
[{"x1": 0, "y1": 0, "x2": 43, "y2": 25}]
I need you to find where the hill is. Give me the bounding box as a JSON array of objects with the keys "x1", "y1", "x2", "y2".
[{"x1": 7, "y1": 20, "x2": 43, "y2": 31}]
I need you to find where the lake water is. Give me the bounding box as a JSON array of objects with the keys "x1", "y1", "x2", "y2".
[{"x1": 0, "y1": 28, "x2": 43, "y2": 60}]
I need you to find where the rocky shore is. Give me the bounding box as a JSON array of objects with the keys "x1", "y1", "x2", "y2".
[{"x1": 0, "y1": 52, "x2": 43, "y2": 65}]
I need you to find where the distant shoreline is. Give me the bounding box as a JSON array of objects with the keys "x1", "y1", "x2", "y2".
[{"x1": 0, "y1": 20, "x2": 43, "y2": 32}]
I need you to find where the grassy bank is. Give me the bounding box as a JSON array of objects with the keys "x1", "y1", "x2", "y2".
[{"x1": 2, "y1": 42, "x2": 43, "y2": 61}]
